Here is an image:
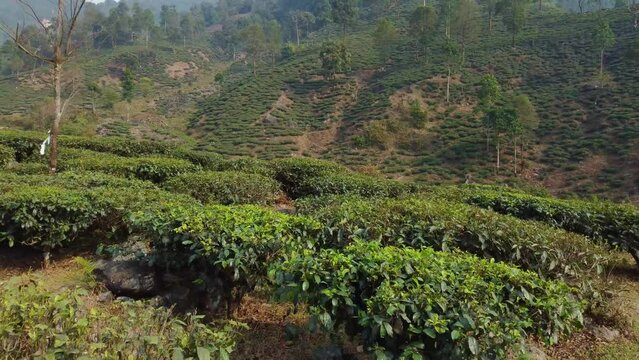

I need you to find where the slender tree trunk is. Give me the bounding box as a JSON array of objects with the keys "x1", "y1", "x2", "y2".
[
  {"x1": 51, "y1": 63, "x2": 61, "y2": 174},
  {"x1": 496, "y1": 136, "x2": 501, "y2": 174},
  {"x1": 295, "y1": 21, "x2": 300, "y2": 46},
  {"x1": 253, "y1": 57, "x2": 257, "y2": 78},
  {"x1": 512, "y1": 32, "x2": 516, "y2": 47},
  {"x1": 446, "y1": 66, "x2": 451, "y2": 103},
  {"x1": 600, "y1": 49, "x2": 604, "y2": 76},
  {"x1": 461, "y1": 42, "x2": 466, "y2": 65},
  {"x1": 514, "y1": 137, "x2": 518, "y2": 175},
  {"x1": 489, "y1": 13, "x2": 494, "y2": 34}
]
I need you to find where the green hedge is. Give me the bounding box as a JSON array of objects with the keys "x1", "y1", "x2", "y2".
[
  {"x1": 1, "y1": 162, "x2": 49, "y2": 175},
  {"x1": 0, "y1": 186, "x2": 194, "y2": 253},
  {"x1": 272, "y1": 158, "x2": 349, "y2": 198},
  {"x1": 0, "y1": 172, "x2": 157, "y2": 192},
  {"x1": 0, "y1": 130, "x2": 223, "y2": 168},
  {"x1": 127, "y1": 203, "x2": 320, "y2": 309},
  {"x1": 301, "y1": 197, "x2": 609, "y2": 297},
  {"x1": 465, "y1": 190, "x2": 639, "y2": 267},
  {"x1": 0, "y1": 144, "x2": 14, "y2": 168},
  {"x1": 273, "y1": 241, "x2": 584, "y2": 358},
  {"x1": 0, "y1": 279, "x2": 245, "y2": 359},
  {"x1": 298, "y1": 172, "x2": 416, "y2": 198},
  {"x1": 59, "y1": 151, "x2": 200, "y2": 183},
  {"x1": 164, "y1": 171, "x2": 280, "y2": 205}
]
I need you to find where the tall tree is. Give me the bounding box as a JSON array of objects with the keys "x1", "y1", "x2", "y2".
[
  {"x1": 483, "y1": 107, "x2": 520, "y2": 173},
  {"x1": 481, "y1": 0, "x2": 499, "y2": 33},
  {"x1": 593, "y1": 20, "x2": 616, "y2": 76},
  {"x1": 240, "y1": 23, "x2": 266, "y2": 78},
  {"x1": 443, "y1": 39, "x2": 459, "y2": 103},
  {"x1": 330, "y1": 0, "x2": 358, "y2": 37},
  {"x1": 452, "y1": 0, "x2": 481, "y2": 65},
  {"x1": 132, "y1": 3, "x2": 155, "y2": 48},
  {"x1": 1, "y1": 0, "x2": 87, "y2": 176},
  {"x1": 373, "y1": 18, "x2": 398, "y2": 63},
  {"x1": 478, "y1": 74, "x2": 502, "y2": 151},
  {"x1": 290, "y1": 11, "x2": 315, "y2": 46},
  {"x1": 408, "y1": 5, "x2": 437, "y2": 57},
  {"x1": 319, "y1": 41, "x2": 352, "y2": 80},
  {"x1": 627, "y1": 0, "x2": 639, "y2": 30},
  {"x1": 512, "y1": 94, "x2": 538, "y2": 174},
  {"x1": 265, "y1": 20, "x2": 283, "y2": 65},
  {"x1": 439, "y1": 0, "x2": 458, "y2": 39},
  {"x1": 499, "y1": 0, "x2": 529, "y2": 47},
  {"x1": 121, "y1": 67, "x2": 135, "y2": 122}
]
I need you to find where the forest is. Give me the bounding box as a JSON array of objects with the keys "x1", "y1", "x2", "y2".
[{"x1": 0, "y1": 0, "x2": 639, "y2": 359}]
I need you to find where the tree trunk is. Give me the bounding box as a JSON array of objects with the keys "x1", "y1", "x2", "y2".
[
  {"x1": 489, "y1": 13, "x2": 494, "y2": 34},
  {"x1": 253, "y1": 57, "x2": 257, "y2": 78},
  {"x1": 295, "y1": 21, "x2": 300, "y2": 46},
  {"x1": 446, "y1": 66, "x2": 451, "y2": 103},
  {"x1": 512, "y1": 32, "x2": 516, "y2": 47},
  {"x1": 461, "y1": 42, "x2": 465, "y2": 65},
  {"x1": 496, "y1": 137, "x2": 501, "y2": 174},
  {"x1": 600, "y1": 49, "x2": 604, "y2": 76},
  {"x1": 51, "y1": 62, "x2": 62, "y2": 174},
  {"x1": 514, "y1": 137, "x2": 518, "y2": 175},
  {"x1": 631, "y1": 248, "x2": 639, "y2": 269}
]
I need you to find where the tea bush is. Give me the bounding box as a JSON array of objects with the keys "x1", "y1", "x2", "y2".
[
  {"x1": 59, "y1": 151, "x2": 200, "y2": 183},
  {"x1": 0, "y1": 279, "x2": 245, "y2": 359},
  {"x1": 0, "y1": 144, "x2": 14, "y2": 168},
  {"x1": 0, "y1": 172, "x2": 157, "y2": 191},
  {"x1": 127, "y1": 203, "x2": 321, "y2": 310},
  {"x1": 272, "y1": 158, "x2": 349, "y2": 198},
  {"x1": 164, "y1": 171, "x2": 280, "y2": 205},
  {"x1": 298, "y1": 172, "x2": 416, "y2": 198},
  {"x1": 1, "y1": 162, "x2": 49, "y2": 175},
  {"x1": 465, "y1": 190, "x2": 639, "y2": 267},
  {"x1": 301, "y1": 197, "x2": 609, "y2": 297},
  {"x1": 273, "y1": 241, "x2": 584, "y2": 359}
]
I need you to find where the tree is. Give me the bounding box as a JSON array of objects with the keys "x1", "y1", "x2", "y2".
[
  {"x1": 121, "y1": 68, "x2": 135, "y2": 121},
  {"x1": 408, "y1": 5, "x2": 437, "y2": 57},
  {"x1": 0, "y1": 0, "x2": 87, "y2": 176},
  {"x1": 480, "y1": 0, "x2": 499, "y2": 33},
  {"x1": 86, "y1": 81, "x2": 102, "y2": 115},
  {"x1": 627, "y1": 0, "x2": 639, "y2": 30},
  {"x1": 265, "y1": 20, "x2": 283, "y2": 65},
  {"x1": 512, "y1": 94, "x2": 538, "y2": 174},
  {"x1": 290, "y1": 11, "x2": 316, "y2": 46},
  {"x1": 439, "y1": 0, "x2": 458, "y2": 39},
  {"x1": 240, "y1": 24, "x2": 266, "y2": 77},
  {"x1": 478, "y1": 74, "x2": 502, "y2": 151},
  {"x1": 373, "y1": 18, "x2": 398, "y2": 63},
  {"x1": 483, "y1": 107, "x2": 520, "y2": 173},
  {"x1": 443, "y1": 39, "x2": 459, "y2": 103},
  {"x1": 132, "y1": 3, "x2": 155, "y2": 48},
  {"x1": 452, "y1": 0, "x2": 481, "y2": 64},
  {"x1": 593, "y1": 20, "x2": 616, "y2": 76},
  {"x1": 330, "y1": 0, "x2": 358, "y2": 37},
  {"x1": 320, "y1": 41, "x2": 352, "y2": 80},
  {"x1": 499, "y1": 0, "x2": 528, "y2": 47}
]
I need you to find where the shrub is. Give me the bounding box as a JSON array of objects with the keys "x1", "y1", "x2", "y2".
[
  {"x1": 0, "y1": 172, "x2": 157, "y2": 191},
  {"x1": 1, "y1": 162, "x2": 49, "y2": 175},
  {"x1": 0, "y1": 130, "x2": 42, "y2": 161},
  {"x1": 59, "y1": 151, "x2": 200, "y2": 183},
  {"x1": 218, "y1": 157, "x2": 275, "y2": 177},
  {"x1": 0, "y1": 144, "x2": 14, "y2": 168},
  {"x1": 301, "y1": 197, "x2": 609, "y2": 297},
  {"x1": 164, "y1": 171, "x2": 280, "y2": 205},
  {"x1": 127, "y1": 203, "x2": 321, "y2": 310},
  {"x1": 298, "y1": 172, "x2": 416, "y2": 198},
  {"x1": 465, "y1": 190, "x2": 639, "y2": 268},
  {"x1": 273, "y1": 241, "x2": 584, "y2": 358},
  {"x1": 271, "y1": 158, "x2": 349, "y2": 198},
  {"x1": 0, "y1": 279, "x2": 245, "y2": 359}
]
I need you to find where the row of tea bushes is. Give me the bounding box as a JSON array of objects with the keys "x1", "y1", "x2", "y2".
[
  {"x1": 126, "y1": 202, "x2": 321, "y2": 311},
  {"x1": 0, "y1": 144, "x2": 13, "y2": 168},
  {"x1": 462, "y1": 189, "x2": 639, "y2": 267},
  {"x1": 0, "y1": 278, "x2": 245, "y2": 359},
  {"x1": 298, "y1": 196, "x2": 610, "y2": 298},
  {"x1": 164, "y1": 171, "x2": 281, "y2": 205},
  {"x1": 0, "y1": 184, "x2": 194, "y2": 255},
  {"x1": 272, "y1": 241, "x2": 585, "y2": 359}
]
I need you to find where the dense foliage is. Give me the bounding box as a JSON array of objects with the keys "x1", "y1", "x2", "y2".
[
  {"x1": 299, "y1": 196, "x2": 609, "y2": 297},
  {"x1": 272, "y1": 158, "x2": 349, "y2": 198},
  {"x1": 0, "y1": 279, "x2": 245, "y2": 359},
  {"x1": 0, "y1": 144, "x2": 13, "y2": 168},
  {"x1": 273, "y1": 241, "x2": 585, "y2": 359},
  {"x1": 465, "y1": 189, "x2": 639, "y2": 267},
  {"x1": 164, "y1": 171, "x2": 280, "y2": 205}
]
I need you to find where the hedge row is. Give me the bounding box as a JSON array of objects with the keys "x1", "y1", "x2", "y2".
[
  {"x1": 272, "y1": 241, "x2": 585, "y2": 358},
  {"x1": 58, "y1": 150, "x2": 200, "y2": 183},
  {"x1": 0, "y1": 130, "x2": 223, "y2": 168},
  {"x1": 272, "y1": 158, "x2": 349, "y2": 198},
  {"x1": 127, "y1": 203, "x2": 321, "y2": 310},
  {"x1": 0, "y1": 172, "x2": 158, "y2": 192},
  {"x1": 0, "y1": 144, "x2": 14, "y2": 168},
  {"x1": 164, "y1": 171, "x2": 280, "y2": 205},
  {"x1": 300, "y1": 196, "x2": 609, "y2": 297},
  {"x1": 0, "y1": 185, "x2": 194, "y2": 253},
  {"x1": 464, "y1": 190, "x2": 639, "y2": 267},
  {"x1": 0, "y1": 279, "x2": 245, "y2": 359}
]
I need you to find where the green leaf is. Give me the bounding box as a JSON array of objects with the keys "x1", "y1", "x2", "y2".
[
  {"x1": 172, "y1": 348, "x2": 185, "y2": 360},
  {"x1": 197, "y1": 347, "x2": 211, "y2": 360},
  {"x1": 468, "y1": 336, "x2": 479, "y2": 355},
  {"x1": 451, "y1": 329, "x2": 462, "y2": 341}
]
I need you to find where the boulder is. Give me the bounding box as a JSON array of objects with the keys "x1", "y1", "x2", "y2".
[{"x1": 94, "y1": 259, "x2": 158, "y2": 298}]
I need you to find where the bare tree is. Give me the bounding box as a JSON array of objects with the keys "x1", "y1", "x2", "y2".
[{"x1": 1, "y1": 0, "x2": 87, "y2": 174}]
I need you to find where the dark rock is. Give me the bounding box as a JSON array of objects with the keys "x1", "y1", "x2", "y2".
[
  {"x1": 313, "y1": 345, "x2": 343, "y2": 360},
  {"x1": 97, "y1": 291, "x2": 114, "y2": 303},
  {"x1": 94, "y1": 259, "x2": 158, "y2": 298}
]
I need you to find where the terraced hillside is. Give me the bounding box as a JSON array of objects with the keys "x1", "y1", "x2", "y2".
[{"x1": 189, "y1": 6, "x2": 639, "y2": 201}]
